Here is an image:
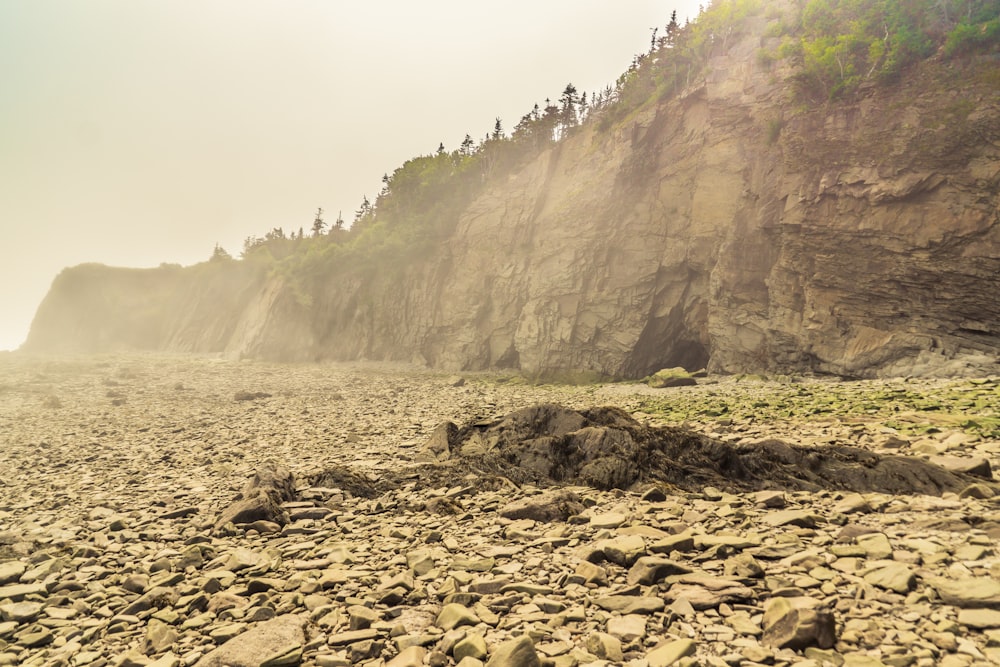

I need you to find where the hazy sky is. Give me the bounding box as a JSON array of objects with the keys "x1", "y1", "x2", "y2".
[{"x1": 0, "y1": 1, "x2": 702, "y2": 351}]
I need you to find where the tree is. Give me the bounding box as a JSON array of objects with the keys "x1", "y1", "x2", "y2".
[
  {"x1": 332, "y1": 211, "x2": 345, "y2": 232},
  {"x1": 210, "y1": 243, "x2": 232, "y2": 261},
  {"x1": 558, "y1": 83, "x2": 580, "y2": 130},
  {"x1": 436, "y1": 142, "x2": 446, "y2": 155},
  {"x1": 491, "y1": 117, "x2": 504, "y2": 141},
  {"x1": 666, "y1": 10, "x2": 681, "y2": 46},
  {"x1": 311, "y1": 207, "x2": 326, "y2": 236},
  {"x1": 354, "y1": 196, "x2": 373, "y2": 224},
  {"x1": 459, "y1": 133, "x2": 475, "y2": 156}
]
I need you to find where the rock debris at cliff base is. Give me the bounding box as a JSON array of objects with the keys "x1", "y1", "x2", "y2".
[{"x1": 1, "y1": 354, "x2": 1000, "y2": 667}]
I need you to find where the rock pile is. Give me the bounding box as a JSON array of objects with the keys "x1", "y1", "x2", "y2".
[{"x1": 419, "y1": 404, "x2": 994, "y2": 496}]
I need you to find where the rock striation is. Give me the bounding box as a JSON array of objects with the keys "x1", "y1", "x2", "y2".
[{"x1": 22, "y1": 10, "x2": 1000, "y2": 378}]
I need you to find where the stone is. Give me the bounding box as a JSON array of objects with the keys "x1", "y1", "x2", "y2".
[
  {"x1": 214, "y1": 461, "x2": 296, "y2": 531},
  {"x1": 573, "y1": 561, "x2": 608, "y2": 586},
  {"x1": 194, "y1": 614, "x2": 306, "y2": 667},
  {"x1": 143, "y1": 619, "x2": 179, "y2": 655},
  {"x1": 348, "y1": 605, "x2": 380, "y2": 630},
  {"x1": 626, "y1": 556, "x2": 693, "y2": 585},
  {"x1": 958, "y1": 609, "x2": 1000, "y2": 629},
  {"x1": 646, "y1": 639, "x2": 697, "y2": 667},
  {"x1": 0, "y1": 583, "x2": 46, "y2": 602},
  {"x1": 763, "y1": 509, "x2": 821, "y2": 528},
  {"x1": 387, "y1": 646, "x2": 426, "y2": 667},
  {"x1": 593, "y1": 595, "x2": 666, "y2": 615},
  {"x1": 436, "y1": 603, "x2": 479, "y2": 631},
  {"x1": 931, "y1": 577, "x2": 1000, "y2": 608},
  {"x1": 856, "y1": 533, "x2": 893, "y2": 560},
  {"x1": 833, "y1": 494, "x2": 872, "y2": 514},
  {"x1": 589, "y1": 512, "x2": 628, "y2": 529},
  {"x1": 0, "y1": 563, "x2": 25, "y2": 586},
  {"x1": 454, "y1": 633, "x2": 488, "y2": 662},
  {"x1": 762, "y1": 597, "x2": 836, "y2": 650},
  {"x1": 606, "y1": 614, "x2": 647, "y2": 642},
  {"x1": 485, "y1": 635, "x2": 541, "y2": 667},
  {"x1": 498, "y1": 490, "x2": 584, "y2": 523},
  {"x1": 593, "y1": 535, "x2": 647, "y2": 567},
  {"x1": 647, "y1": 368, "x2": 697, "y2": 388},
  {"x1": 649, "y1": 532, "x2": 696, "y2": 554},
  {"x1": 0, "y1": 601, "x2": 42, "y2": 623},
  {"x1": 585, "y1": 632, "x2": 623, "y2": 661},
  {"x1": 929, "y1": 456, "x2": 992, "y2": 479},
  {"x1": 863, "y1": 563, "x2": 916, "y2": 594}
]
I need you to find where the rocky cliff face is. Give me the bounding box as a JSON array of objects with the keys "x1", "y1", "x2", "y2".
[{"x1": 25, "y1": 16, "x2": 1000, "y2": 378}]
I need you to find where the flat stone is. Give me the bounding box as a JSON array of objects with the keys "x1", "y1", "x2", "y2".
[
  {"x1": 762, "y1": 509, "x2": 821, "y2": 528},
  {"x1": 833, "y1": 493, "x2": 872, "y2": 514},
  {"x1": 387, "y1": 646, "x2": 426, "y2": 667},
  {"x1": 593, "y1": 535, "x2": 646, "y2": 567},
  {"x1": 649, "y1": 532, "x2": 696, "y2": 554},
  {"x1": 863, "y1": 562, "x2": 916, "y2": 593},
  {"x1": 931, "y1": 577, "x2": 1000, "y2": 608},
  {"x1": 606, "y1": 614, "x2": 647, "y2": 642},
  {"x1": 592, "y1": 595, "x2": 665, "y2": 615},
  {"x1": 856, "y1": 533, "x2": 893, "y2": 560},
  {"x1": 646, "y1": 638, "x2": 696, "y2": 667},
  {"x1": 0, "y1": 601, "x2": 42, "y2": 623},
  {"x1": 958, "y1": 608, "x2": 1000, "y2": 629},
  {"x1": 590, "y1": 512, "x2": 628, "y2": 529},
  {"x1": 0, "y1": 583, "x2": 46, "y2": 602},
  {"x1": 328, "y1": 628, "x2": 380, "y2": 646},
  {"x1": 626, "y1": 556, "x2": 693, "y2": 585},
  {"x1": 0, "y1": 563, "x2": 26, "y2": 586},
  {"x1": 930, "y1": 455, "x2": 992, "y2": 479},
  {"x1": 194, "y1": 614, "x2": 306, "y2": 667}
]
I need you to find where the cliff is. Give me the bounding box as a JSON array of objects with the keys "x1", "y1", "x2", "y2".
[{"x1": 24, "y1": 9, "x2": 1000, "y2": 378}]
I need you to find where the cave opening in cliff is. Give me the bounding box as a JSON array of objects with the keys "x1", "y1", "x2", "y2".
[{"x1": 624, "y1": 337, "x2": 709, "y2": 379}]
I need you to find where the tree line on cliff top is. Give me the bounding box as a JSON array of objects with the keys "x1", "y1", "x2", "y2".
[{"x1": 216, "y1": 0, "x2": 997, "y2": 284}]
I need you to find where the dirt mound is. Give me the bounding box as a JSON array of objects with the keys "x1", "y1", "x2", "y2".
[{"x1": 422, "y1": 404, "x2": 994, "y2": 496}]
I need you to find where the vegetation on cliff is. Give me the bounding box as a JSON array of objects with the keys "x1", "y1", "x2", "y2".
[{"x1": 225, "y1": 0, "x2": 996, "y2": 289}]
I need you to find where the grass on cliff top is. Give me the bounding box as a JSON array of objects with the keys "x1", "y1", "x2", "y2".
[{"x1": 635, "y1": 376, "x2": 1000, "y2": 440}]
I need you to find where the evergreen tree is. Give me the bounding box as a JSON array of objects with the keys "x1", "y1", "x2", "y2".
[
  {"x1": 332, "y1": 211, "x2": 345, "y2": 231},
  {"x1": 210, "y1": 243, "x2": 232, "y2": 261},
  {"x1": 491, "y1": 117, "x2": 504, "y2": 141},
  {"x1": 666, "y1": 10, "x2": 681, "y2": 46},
  {"x1": 354, "y1": 196, "x2": 373, "y2": 224},
  {"x1": 436, "y1": 142, "x2": 446, "y2": 155},
  {"x1": 558, "y1": 84, "x2": 580, "y2": 129},
  {"x1": 459, "y1": 133, "x2": 475, "y2": 156},
  {"x1": 311, "y1": 207, "x2": 326, "y2": 236}
]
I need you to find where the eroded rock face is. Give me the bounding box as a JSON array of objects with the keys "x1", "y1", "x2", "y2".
[{"x1": 22, "y1": 18, "x2": 1000, "y2": 378}]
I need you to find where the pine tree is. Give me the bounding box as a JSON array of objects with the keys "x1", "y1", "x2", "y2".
[
  {"x1": 558, "y1": 84, "x2": 580, "y2": 129},
  {"x1": 311, "y1": 207, "x2": 326, "y2": 236},
  {"x1": 354, "y1": 196, "x2": 372, "y2": 224},
  {"x1": 491, "y1": 117, "x2": 504, "y2": 141},
  {"x1": 459, "y1": 133, "x2": 475, "y2": 156},
  {"x1": 666, "y1": 10, "x2": 680, "y2": 46}
]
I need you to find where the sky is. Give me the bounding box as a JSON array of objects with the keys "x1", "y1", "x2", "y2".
[{"x1": 0, "y1": 1, "x2": 702, "y2": 351}]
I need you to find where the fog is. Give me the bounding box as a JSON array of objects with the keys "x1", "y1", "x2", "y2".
[{"x1": 0, "y1": 1, "x2": 702, "y2": 351}]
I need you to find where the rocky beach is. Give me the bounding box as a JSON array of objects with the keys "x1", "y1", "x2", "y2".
[{"x1": 2, "y1": 354, "x2": 1000, "y2": 667}]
